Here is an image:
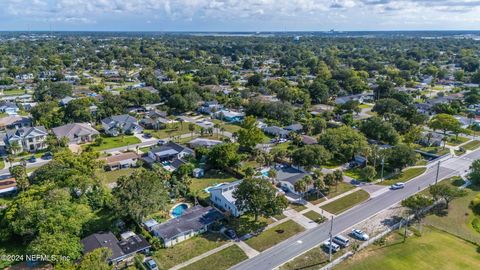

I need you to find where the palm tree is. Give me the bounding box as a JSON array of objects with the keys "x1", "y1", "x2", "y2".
[
  {"x1": 294, "y1": 179, "x2": 307, "y2": 197},
  {"x1": 333, "y1": 170, "x2": 343, "y2": 191}
]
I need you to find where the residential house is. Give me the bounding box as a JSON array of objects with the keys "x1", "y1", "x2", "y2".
[
  {"x1": 0, "y1": 101, "x2": 19, "y2": 115},
  {"x1": 275, "y1": 166, "x2": 310, "y2": 194},
  {"x1": 150, "y1": 205, "x2": 223, "y2": 247},
  {"x1": 59, "y1": 96, "x2": 75, "y2": 106},
  {"x1": 0, "y1": 115, "x2": 32, "y2": 130},
  {"x1": 102, "y1": 152, "x2": 140, "y2": 171},
  {"x1": 188, "y1": 138, "x2": 223, "y2": 149},
  {"x1": 0, "y1": 177, "x2": 17, "y2": 197},
  {"x1": 139, "y1": 109, "x2": 170, "y2": 130},
  {"x1": 210, "y1": 180, "x2": 243, "y2": 217},
  {"x1": 262, "y1": 126, "x2": 289, "y2": 138},
  {"x1": 80, "y1": 232, "x2": 150, "y2": 264},
  {"x1": 101, "y1": 115, "x2": 143, "y2": 136},
  {"x1": 5, "y1": 126, "x2": 48, "y2": 153},
  {"x1": 419, "y1": 132, "x2": 444, "y2": 147},
  {"x1": 335, "y1": 94, "x2": 373, "y2": 105},
  {"x1": 145, "y1": 142, "x2": 194, "y2": 171},
  {"x1": 301, "y1": 135, "x2": 317, "y2": 145},
  {"x1": 284, "y1": 123, "x2": 303, "y2": 133},
  {"x1": 214, "y1": 109, "x2": 245, "y2": 122},
  {"x1": 198, "y1": 101, "x2": 223, "y2": 115},
  {"x1": 52, "y1": 123, "x2": 100, "y2": 144}
]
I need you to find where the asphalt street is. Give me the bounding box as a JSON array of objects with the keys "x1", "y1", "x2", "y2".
[{"x1": 231, "y1": 149, "x2": 480, "y2": 270}]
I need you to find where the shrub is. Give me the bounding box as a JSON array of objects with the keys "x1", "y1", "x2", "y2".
[{"x1": 470, "y1": 193, "x2": 480, "y2": 215}]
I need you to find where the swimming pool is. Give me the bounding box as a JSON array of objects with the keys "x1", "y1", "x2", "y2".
[{"x1": 171, "y1": 203, "x2": 189, "y2": 218}]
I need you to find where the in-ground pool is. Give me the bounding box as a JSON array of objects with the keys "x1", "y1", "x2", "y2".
[{"x1": 171, "y1": 203, "x2": 189, "y2": 218}]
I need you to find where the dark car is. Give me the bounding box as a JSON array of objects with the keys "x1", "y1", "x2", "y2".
[
  {"x1": 143, "y1": 133, "x2": 153, "y2": 139},
  {"x1": 225, "y1": 229, "x2": 237, "y2": 239},
  {"x1": 144, "y1": 259, "x2": 158, "y2": 270},
  {"x1": 27, "y1": 156, "x2": 37, "y2": 163},
  {"x1": 41, "y1": 152, "x2": 53, "y2": 160},
  {"x1": 157, "y1": 139, "x2": 166, "y2": 145}
]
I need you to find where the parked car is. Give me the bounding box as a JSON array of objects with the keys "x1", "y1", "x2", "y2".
[
  {"x1": 352, "y1": 229, "x2": 369, "y2": 241},
  {"x1": 143, "y1": 133, "x2": 153, "y2": 139},
  {"x1": 390, "y1": 182, "x2": 405, "y2": 190},
  {"x1": 157, "y1": 139, "x2": 166, "y2": 145},
  {"x1": 27, "y1": 156, "x2": 37, "y2": 163},
  {"x1": 145, "y1": 259, "x2": 159, "y2": 270},
  {"x1": 333, "y1": 235, "x2": 350, "y2": 248},
  {"x1": 322, "y1": 240, "x2": 340, "y2": 253},
  {"x1": 41, "y1": 152, "x2": 53, "y2": 160},
  {"x1": 225, "y1": 229, "x2": 237, "y2": 239}
]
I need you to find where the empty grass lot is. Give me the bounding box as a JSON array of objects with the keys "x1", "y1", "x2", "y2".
[
  {"x1": 146, "y1": 123, "x2": 198, "y2": 139},
  {"x1": 462, "y1": 140, "x2": 480, "y2": 151},
  {"x1": 153, "y1": 233, "x2": 228, "y2": 270},
  {"x1": 189, "y1": 170, "x2": 238, "y2": 199},
  {"x1": 95, "y1": 168, "x2": 138, "y2": 185},
  {"x1": 83, "y1": 135, "x2": 141, "y2": 151},
  {"x1": 280, "y1": 246, "x2": 344, "y2": 270},
  {"x1": 379, "y1": 167, "x2": 427, "y2": 186},
  {"x1": 336, "y1": 227, "x2": 480, "y2": 270},
  {"x1": 180, "y1": 245, "x2": 248, "y2": 270},
  {"x1": 303, "y1": 211, "x2": 327, "y2": 224},
  {"x1": 245, "y1": 220, "x2": 305, "y2": 252},
  {"x1": 447, "y1": 136, "x2": 470, "y2": 146},
  {"x1": 321, "y1": 190, "x2": 370, "y2": 214}
]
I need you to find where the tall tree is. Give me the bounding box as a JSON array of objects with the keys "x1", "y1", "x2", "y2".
[
  {"x1": 233, "y1": 177, "x2": 288, "y2": 221},
  {"x1": 237, "y1": 116, "x2": 264, "y2": 152}
]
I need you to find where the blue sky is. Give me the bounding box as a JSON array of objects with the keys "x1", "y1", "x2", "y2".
[{"x1": 1, "y1": 0, "x2": 480, "y2": 31}]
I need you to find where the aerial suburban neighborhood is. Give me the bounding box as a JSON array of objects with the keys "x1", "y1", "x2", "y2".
[{"x1": 1, "y1": 3, "x2": 480, "y2": 270}]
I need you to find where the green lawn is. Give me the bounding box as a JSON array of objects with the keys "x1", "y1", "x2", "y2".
[
  {"x1": 2, "y1": 89, "x2": 27, "y2": 96},
  {"x1": 321, "y1": 190, "x2": 370, "y2": 214},
  {"x1": 417, "y1": 146, "x2": 450, "y2": 156},
  {"x1": 153, "y1": 233, "x2": 228, "y2": 270},
  {"x1": 447, "y1": 136, "x2": 470, "y2": 146},
  {"x1": 0, "y1": 159, "x2": 4, "y2": 170},
  {"x1": 189, "y1": 170, "x2": 238, "y2": 199},
  {"x1": 280, "y1": 246, "x2": 344, "y2": 270},
  {"x1": 462, "y1": 140, "x2": 480, "y2": 151},
  {"x1": 227, "y1": 215, "x2": 274, "y2": 238},
  {"x1": 303, "y1": 211, "x2": 327, "y2": 224},
  {"x1": 290, "y1": 203, "x2": 307, "y2": 212},
  {"x1": 336, "y1": 227, "x2": 480, "y2": 270},
  {"x1": 344, "y1": 168, "x2": 363, "y2": 180},
  {"x1": 82, "y1": 135, "x2": 141, "y2": 151},
  {"x1": 306, "y1": 182, "x2": 356, "y2": 204},
  {"x1": 180, "y1": 245, "x2": 248, "y2": 270},
  {"x1": 146, "y1": 123, "x2": 198, "y2": 139},
  {"x1": 379, "y1": 167, "x2": 427, "y2": 186},
  {"x1": 424, "y1": 178, "x2": 480, "y2": 244},
  {"x1": 95, "y1": 168, "x2": 138, "y2": 185},
  {"x1": 244, "y1": 220, "x2": 305, "y2": 252}
]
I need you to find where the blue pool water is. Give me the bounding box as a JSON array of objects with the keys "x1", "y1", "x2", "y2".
[{"x1": 171, "y1": 203, "x2": 189, "y2": 218}]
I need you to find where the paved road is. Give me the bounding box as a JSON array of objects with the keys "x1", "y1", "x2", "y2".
[{"x1": 231, "y1": 150, "x2": 480, "y2": 270}]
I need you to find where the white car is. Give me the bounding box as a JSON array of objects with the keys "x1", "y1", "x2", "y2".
[
  {"x1": 352, "y1": 229, "x2": 369, "y2": 241},
  {"x1": 390, "y1": 182, "x2": 405, "y2": 190},
  {"x1": 323, "y1": 240, "x2": 340, "y2": 253}
]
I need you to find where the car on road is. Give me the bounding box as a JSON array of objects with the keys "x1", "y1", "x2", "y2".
[
  {"x1": 144, "y1": 259, "x2": 159, "y2": 270},
  {"x1": 322, "y1": 240, "x2": 340, "y2": 253},
  {"x1": 143, "y1": 133, "x2": 153, "y2": 139},
  {"x1": 225, "y1": 229, "x2": 237, "y2": 239},
  {"x1": 332, "y1": 235, "x2": 350, "y2": 248},
  {"x1": 390, "y1": 182, "x2": 405, "y2": 190},
  {"x1": 28, "y1": 156, "x2": 37, "y2": 163},
  {"x1": 352, "y1": 229, "x2": 369, "y2": 241},
  {"x1": 41, "y1": 152, "x2": 53, "y2": 160}
]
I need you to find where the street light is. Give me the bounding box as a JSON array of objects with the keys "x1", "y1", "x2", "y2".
[
  {"x1": 380, "y1": 157, "x2": 385, "y2": 182},
  {"x1": 328, "y1": 216, "x2": 334, "y2": 262}
]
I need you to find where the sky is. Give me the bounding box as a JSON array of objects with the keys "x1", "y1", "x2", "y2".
[{"x1": 1, "y1": 0, "x2": 480, "y2": 31}]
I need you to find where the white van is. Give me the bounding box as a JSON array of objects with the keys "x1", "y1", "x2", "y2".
[{"x1": 333, "y1": 235, "x2": 350, "y2": 248}]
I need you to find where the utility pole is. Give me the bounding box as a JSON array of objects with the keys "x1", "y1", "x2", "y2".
[
  {"x1": 435, "y1": 161, "x2": 441, "y2": 185},
  {"x1": 403, "y1": 216, "x2": 409, "y2": 242},
  {"x1": 329, "y1": 216, "x2": 334, "y2": 262},
  {"x1": 380, "y1": 157, "x2": 385, "y2": 182}
]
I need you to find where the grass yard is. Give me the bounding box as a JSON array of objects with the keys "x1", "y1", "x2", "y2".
[
  {"x1": 180, "y1": 244, "x2": 248, "y2": 270},
  {"x1": 303, "y1": 211, "x2": 327, "y2": 224},
  {"x1": 323, "y1": 160, "x2": 345, "y2": 169},
  {"x1": 0, "y1": 159, "x2": 4, "y2": 169},
  {"x1": 336, "y1": 227, "x2": 480, "y2": 270},
  {"x1": 424, "y1": 178, "x2": 480, "y2": 244},
  {"x1": 290, "y1": 203, "x2": 307, "y2": 212},
  {"x1": 153, "y1": 233, "x2": 228, "y2": 270},
  {"x1": 321, "y1": 190, "x2": 370, "y2": 215},
  {"x1": 83, "y1": 135, "x2": 141, "y2": 151},
  {"x1": 462, "y1": 140, "x2": 480, "y2": 151},
  {"x1": 2, "y1": 89, "x2": 27, "y2": 96},
  {"x1": 418, "y1": 146, "x2": 450, "y2": 156},
  {"x1": 447, "y1": 136, "x2": 470, "y2": 146},
  {"x1": 379, "y1": 167, "x2": 427, "y2": 186},
  {"x1": 280, "y1": 246, "x2": 344, "y2": 270},
  {"x1": 227, "y1": 215, "x2": 274, "y2": 237},
  {"x1": 95, "y1": 168, "x2": 138, "y2": 185},
  {"x1": 189, "y1": 170, "x2": 239, "y2": 199},
  {"x1": 325, "y1": 182, "x2": 356, "y2": 199},
  {"x1": 146, "y1": 123, "x2": 198, "y2": 139},
  {"x1": 344, "y1": 168, "x2": 363, "y2": 180},
  {"x1": 245, "y1": 220, "x2": 305, "y2": 252}
]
